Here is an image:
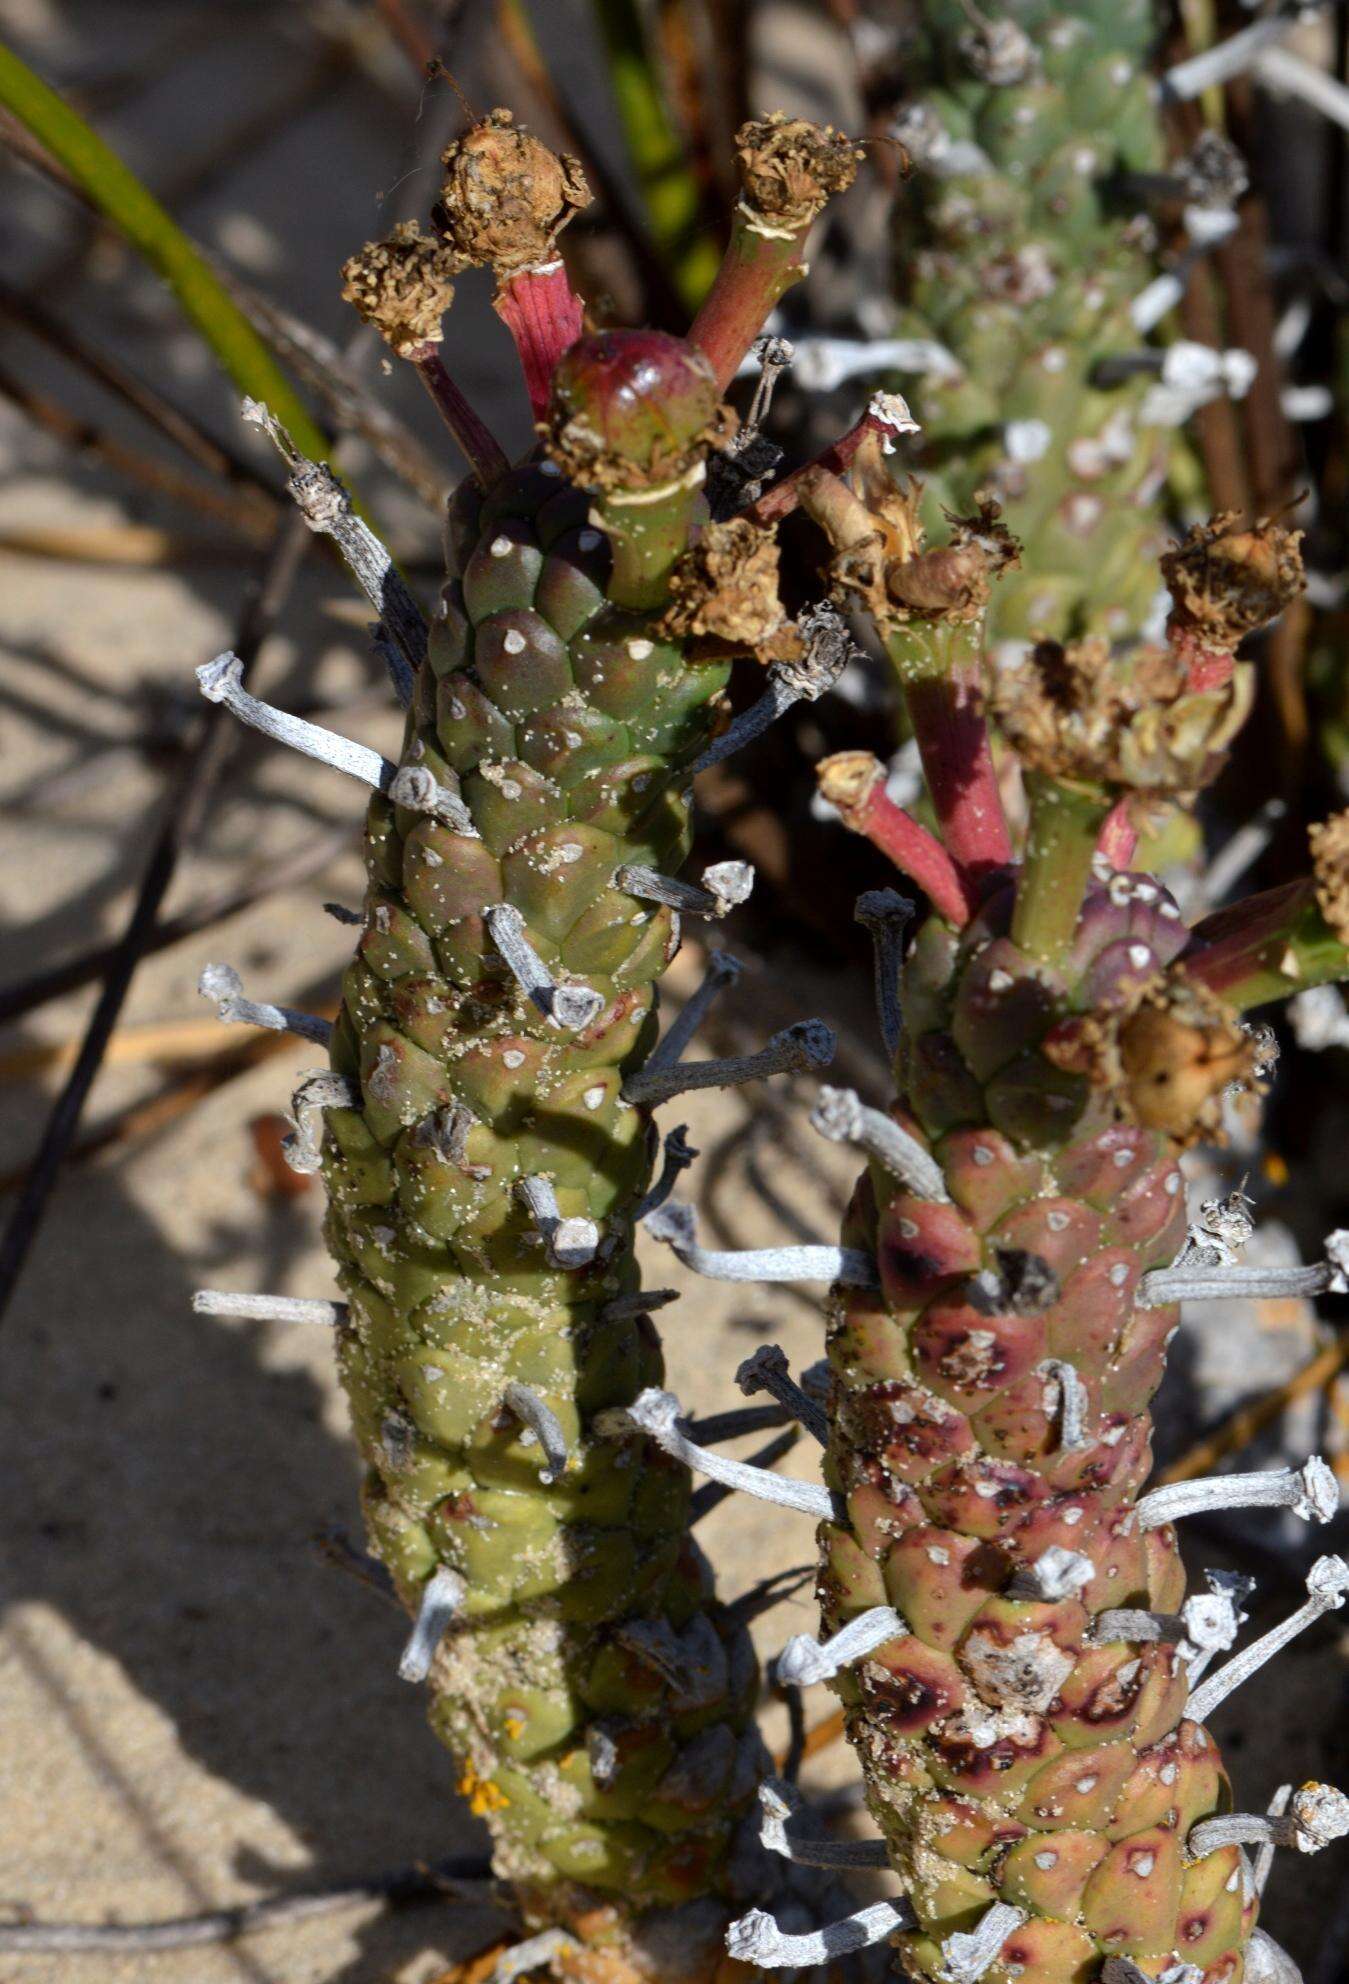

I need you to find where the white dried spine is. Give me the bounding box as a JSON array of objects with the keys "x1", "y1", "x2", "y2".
[
  {"x1": 612, "y1": 1388, "x2": 838, "y2": 1520},
  {"x1": 643, "y1": 1199, "x2": 879, "y2": 1287},
  {"x1": 198, "y1": 962, "x2": 332, "y2": 1046}
]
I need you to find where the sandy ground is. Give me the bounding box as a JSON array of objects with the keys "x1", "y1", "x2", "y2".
[{"x1": 3, "y1": 4, "x2": 1349, "y2": 1981}]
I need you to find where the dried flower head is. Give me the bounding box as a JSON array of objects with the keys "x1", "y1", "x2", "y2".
[
  {"x1": 1045, "y1": 974, "x2": 1258, "y2": 1145},
  {"x1": 1310, "y1": 811, "x2": 1349, "y2": 946},
  {"x1": 439, "y1": 108, "x2": 591, "y2": 275},
  {"x1": 818, "y1": 436, "x2": 1018, "y2": 630},
  {"x1": 661, "y1": 518, "x2": 802, "y2": 663},
  {"x1": 735, "y1": 113, "x2": 863, "y2": 231},
  {"x1": 340, "y1": 222, "x2": 460, "y2": 355},
  {"x1": 992, "y1": 634, "x2": 1253, "y2": 793},
  {"x1": 1162, "y1": 510, "x2": 1306, "y2": 654},
  {"x1": 816, "y1": 750, "x2": 884, "y2": 823}
]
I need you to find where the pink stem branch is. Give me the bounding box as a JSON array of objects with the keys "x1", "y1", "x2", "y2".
[
  {"x1": 1097, "y1": 799, "x2": 1139, "y2": 871},
  {"x1": 819, "y1": 753, "x2": 976, "y2": 926},
  {"x1": 902, "y1": 663, "x2": 1013, "y2": 884},
  {"x1": 408, "y1": 345, "x2": 509, "y2": 489},
  {"x1": 493, "y1": 263, "x2": 585, "y2": 422},
  {"x1": 744, "y1": 398, "x2": 915, "y2": 529}
]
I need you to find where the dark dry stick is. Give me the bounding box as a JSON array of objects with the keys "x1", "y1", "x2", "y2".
[
  {"x1": 0, "y1": 1856, "x2": 503, "y2": 1953},
  {"x1": 0, "y1": 275, "x2": 279, "y2": 495},
  {"x1": 0, "y1": 512, "x2": 309, "y2": 1330},
  {"x1": 0, "y1": 357, "x2": 275, "y2": 541},
  {"x1": 0, "y1": 824, "x2": 354, "y2": 1026}
]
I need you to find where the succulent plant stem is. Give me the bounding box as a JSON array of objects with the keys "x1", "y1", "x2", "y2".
[
  {"x1": 885, "y1": 621, "x2": 1013, "y2": 884},
  {"x1": 1184, "y1": 878, "x2": 1349, "y2": 1008},
  {"x1": 1011, "y1": 772, "x2": 1112, "y2": 966},
  {"x1": 404, "y1": 340, "x2": 510, "y2": 486},
  {"x1": 592, "y1": 475, "x2": 707, "y2": 611},
  {"x1": 492, "y1": 265, "x2": 585, "y2": 421},
  {"x1": 817, "y1": 753, "x2": 975, "y2": 925},
  {"x1": 745, "y1": 393, "x2": 920, "y2": 529},
  {"x1": 690, "y1": 214, "x2": 817, "y2": 394}
]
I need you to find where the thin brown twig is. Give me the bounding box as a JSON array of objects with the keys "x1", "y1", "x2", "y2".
[
  {"x1": 0, "y1": 357, "x2": 276, "y2": 542},
  {"x1": 774, "y1": 1704, "x2": 846, "y2": 1771},
  {"x1": 0, "y1": 1857, "x2": 504, "y2": 1953},
  {"x1": 0, "y1": 275, "x2": 280, "y2": 494},
  {"x1": 0, "y1": 511, "x2": 311, "y2": 1327},
  {"x1": 0, "y1": 1023, "x2": 303, "y2": 1198},
  {"x1": 0, "y1": 823, "x2": 355, "y2": 1026},
  {"x1": 0, "y1": 999, "x2": 341, "y2": 1084}
]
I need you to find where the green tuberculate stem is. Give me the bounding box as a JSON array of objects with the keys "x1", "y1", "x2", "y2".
[
  {"x1": 1011, "y1": 771, "x2": 1112, "y2": 967},
  {"x1": 0, "y1": 38, "x2": 328, "y2": 463},
  {"x1": 589, "y1": 0, "x2": 719, "y2": 311}
]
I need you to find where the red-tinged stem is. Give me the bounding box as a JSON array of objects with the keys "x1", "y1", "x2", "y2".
[
  {"x1": 745, "y1": 403, "x2": 898, "y2": 528},
  {"x1": 885, "y1": 622, "x2": 1013, "y2": 885},
  {"x1": 1183, "y1": 878, "x2": 1349, "y2": 1009},
  {"x1": 818, "y1": 753, "x2": 975, "y2": 926},
  {"x1": 688, "y1": 212, "x2": 811, "y2": 393},
  {"x1": 1097, "y1": 799, "x2": 1139, "y2": 870},
  {"x1": 407, "y1": 344, "x2": 509, "y2": 489},
  {"x1": 494, "y1": 262, "x2": 586, "y2": 421},
  {"x1": 1170, "y1": 624, "x2": 1235, "y2": 693}
]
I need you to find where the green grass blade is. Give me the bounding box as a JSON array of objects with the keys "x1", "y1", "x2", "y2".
[
  {"x1": 0, "y1": 38, "x2": 329, "y2": 461},
  {"x1": 586, "y1": 0, "x2": 720, "y2": 312}
]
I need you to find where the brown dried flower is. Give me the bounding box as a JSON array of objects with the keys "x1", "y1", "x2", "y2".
[
  {"x1": 1044, "y1": 974, "x2": 1257, "y2": 1146},
  {"x1": 1161, "y1": 510, "x2": 1306, "y2": 653},
  {"x1": 1310, "y1": 812, "x2": 1349, "y2": 946},
  {"x1": 817, "y1": 435, "x2": 1018, "y2": 631},
  {"x1": 734, "y1": 113, "x2": 863, "y2": 231},
  {"x1": 660, "y1": 518, "x2": 802, "y2": 663},
  {"x1": 340, "y1": 222, "x2": 460, "y2": 356},
  {"x1": 816, "y1": 753, "x2": 884, "y2": 825},
  {"x1": 991, "y1": 635, "x2": 1253, "y2": 793},
  {"x1": 439, "y1": 109, "x2": 590, "y2": 275}
]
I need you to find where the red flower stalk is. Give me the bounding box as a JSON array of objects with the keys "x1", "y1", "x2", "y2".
[{"x1": 817, "y1": 751, "x2": 978, "y2": 925}]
